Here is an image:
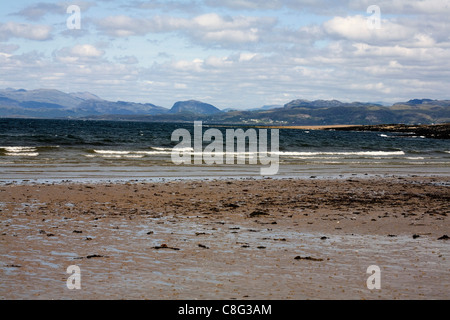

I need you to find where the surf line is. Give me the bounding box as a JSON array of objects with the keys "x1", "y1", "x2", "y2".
[{"x1": 171, "y1": 121, "x2": 279, "y2": 175}]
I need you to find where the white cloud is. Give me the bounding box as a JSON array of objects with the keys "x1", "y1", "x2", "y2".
[
  {"x1": 205, "y1": 55, "x2": 234, "y2": 67},
  {"x1": 174, "y1": 83, "x2": 188, "y2": 89},
  {"x1": 349, "y1": 0, "x2": 450, "y2": 15},
  {"x1": 70, "y1": 44, "x2": 104, "y2": 57},
  {"x1": 323, "y1": 15, "x2": 414, "y2": 43},
  {"x1": 239, "y1": 52, "x2": 257, "y2": 61},
  {"x1": 95, "y1": 13, "x2": 276, "y2": 47},
  {"x1": 53, "y1": 44, "x2": 105, "y2": 64},
  {"x1": 0, "y1": 22, "x2": 52, "y2": 41}
]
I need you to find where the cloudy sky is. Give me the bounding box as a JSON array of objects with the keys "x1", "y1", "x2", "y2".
[{"x1": 0, "y1": 0, "x2": 449, "y2": 109}]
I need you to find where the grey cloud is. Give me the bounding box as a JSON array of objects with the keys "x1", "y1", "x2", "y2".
[
  {"x1": 0, "y1": 43, "x2": 20, "y2": 54},
  {"x1": 11, "y1": 1, "x2": 96, "y2": 21},
  {"x1": 11, "y1": 2, "x2": 63, "y2": 21}
]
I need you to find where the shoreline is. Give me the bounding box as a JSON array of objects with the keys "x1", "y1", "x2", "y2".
[{"x1": 1, "y1": 176, "x2": 449, "y2": 299}]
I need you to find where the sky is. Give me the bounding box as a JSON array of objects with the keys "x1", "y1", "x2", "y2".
[{"x1": 0, "y1": 0, "x2": 449, "y2": 110}]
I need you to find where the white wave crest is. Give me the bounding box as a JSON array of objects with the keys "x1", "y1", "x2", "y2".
[
  {"x1": 94, "y1": 150, "x2": 131, "y2": 155},
  {"x1": 1, "y1": 146, "x2": 39, "y2": 157},
  {"x1": 5, "y1": 152, "x2": 39, "y2": 157},
  {"x1": 1, "y1": 146, "x2": 37, "y2": 153}
]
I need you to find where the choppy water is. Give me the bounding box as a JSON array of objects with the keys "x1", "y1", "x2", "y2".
[{"x1": 0, "y1": 118, "x2": 449, "y2": 182}]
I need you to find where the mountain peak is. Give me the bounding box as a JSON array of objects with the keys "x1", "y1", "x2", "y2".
[{"x1": 169, "y1": 100, "x2": 222, "y2": 115}]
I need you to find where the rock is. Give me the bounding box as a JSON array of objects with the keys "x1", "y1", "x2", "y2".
[
  {"x1": 153, "y1": 244, "x2": 180, "y2": 251},
  {"x1": 320, "y1": 236, "x2": 328, "y2": 240},
  {"x1": 437, "y1": 235, "x2": 449, "y2": 240},
  {"x1": 86, "y1": 254, "x2": 106, "y2": 259},
  {"x1": 413, "y1": 234, "x2": 421, "y2": 239},
  {"x1": 74, "y1": 254, "x2": 107, "y2": 260},
  {"x1": 198, "y1": 244, "x2": 209, "y2": 249},
  {"x1": 249, "y1": 210, "x2": 269, "y2": 218},
  {"x1": 73, "y1": 230, "x2": 82, "y2": 233},
  {"x1": 225, "y1": 203, "x2": 240, "y2": 208},
  {"x1": 294, "y1": 256, "x2": 323, "y2": 262}
]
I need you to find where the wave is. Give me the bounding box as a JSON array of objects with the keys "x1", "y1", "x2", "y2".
[
  {"x1": 0, "y1": 146, "x2": 39, "y2": 157},
  {"x1": 1, "y1": 146, "x2": 37, "y2": 153},
  {"x1": 158, "y1": 148, "x2": 406, "y2": 157},
  {"x1": 94, "y1": 150, "x2": 132, "y2": 155},
  {"x1": 5, "y1": 152, "x2": 39, "y2": 157},
  {"x1": 86, "y1": 154, "x2": 145, "y2": 159},
  {"x1": 92, "y1": 149, "x2": 406, "y2": 158},
  {"x1": 93, "y1": 149, "x2": 174, "y2": 156}
]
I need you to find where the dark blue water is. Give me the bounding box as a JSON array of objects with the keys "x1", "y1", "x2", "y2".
[{"x1": 0, "y1": 118, "x2": 449, "y2": 181}]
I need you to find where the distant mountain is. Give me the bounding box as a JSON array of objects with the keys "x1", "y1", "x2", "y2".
[
  {"x1": 0, "y1": 88, "x2": 83, "y2": 109},
  {"x1": 169, "y1": 100, "x2": 222, "y2": 115},
  {"x1": 284, "y1": 99, "x2": 382, "y2": 109},
  {"x1": 1, "y1": 88, "x2": 449, "y2": 125},
  {"x1": 0, "y1": 88, "x2": 168, "y2": 118},
  {"x1": 248, "y1": 105, "x2": 283, "y2": 111},
  {"x1": 222, "y1": 108, "x2": 239, "y2": 112},
  {"x1": 75, "y1": 100, "x2": 168, "y2": 116},
  {"x1": 393, "y1": 99, "x2": 450, "y2": 107},
  {"x1": 209, "y1": 99, "x2": 449, "y2": 125}
]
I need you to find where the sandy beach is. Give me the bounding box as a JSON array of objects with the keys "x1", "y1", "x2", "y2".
[{"x1": 0, "y1": 176, "x2": 449, "y2": 300}]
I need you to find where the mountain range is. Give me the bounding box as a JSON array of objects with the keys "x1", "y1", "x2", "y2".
[{"x1": 1, "y1": 88, "x2": 449, "y2": 125}]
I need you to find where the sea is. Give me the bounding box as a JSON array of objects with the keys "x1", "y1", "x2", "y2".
[{"x1": 0, "y1": 118, "x2": 449, "y2": 183}]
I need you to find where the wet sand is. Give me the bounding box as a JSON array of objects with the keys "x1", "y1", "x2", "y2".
[{"x1": 0, "y1": 176, "x2": 449, "y2": 300}]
